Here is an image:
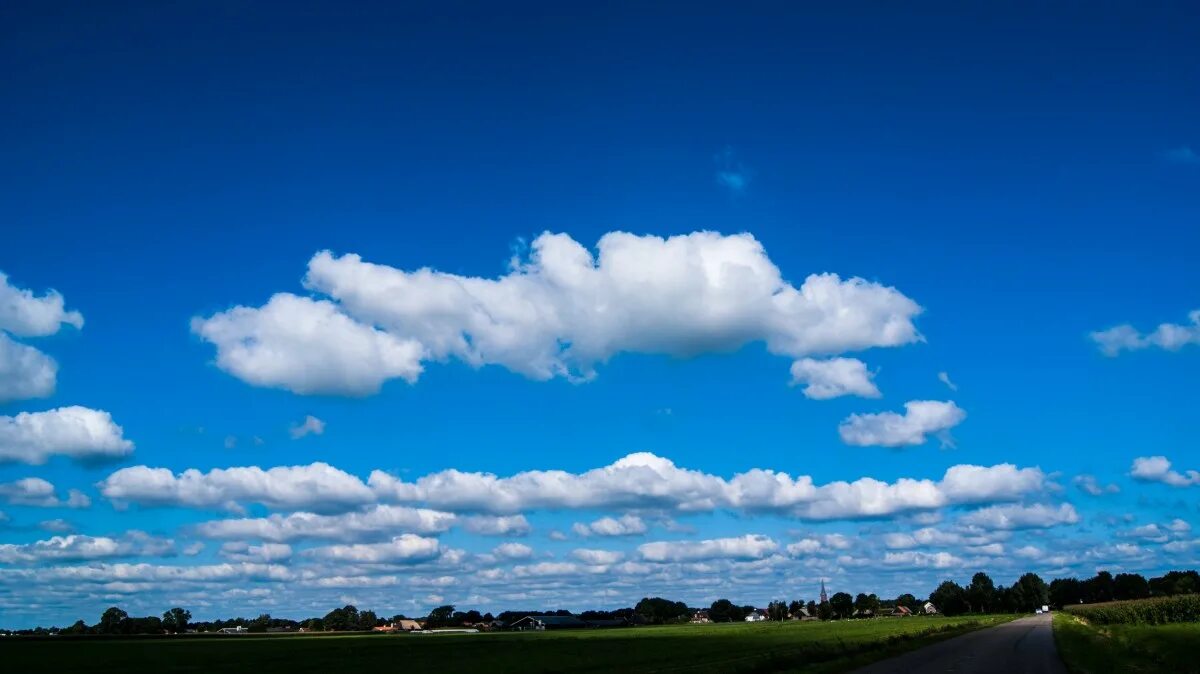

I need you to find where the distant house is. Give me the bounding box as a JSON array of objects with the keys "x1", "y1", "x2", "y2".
[
  {"x1": 690, "y1": 610, "x2": 711, "y2": 624},
  {"x1": 510, "y1": 615, "x2": 589, "y2": 631},
  {"x1": 372, "y1": 625, "x2": 395, "y2": 632},
  {"x1": 790, "y1": 607, "x2": 811, "y2": 619},
  {"x1": 880, "y1": 606, "x2": 912, "y2": 617},
  {"x1": 922, "y1": 602, "x2": 938, "y2": 615},
  {"x1": 217, "y1": 626, "x2": 247, "y2": 634},
  {"x1": 744, "y1": 609, "x2": 768, "y2": 622},
  {"x1": 394, "y1": 620, "x2": 423, "y2": 631}
]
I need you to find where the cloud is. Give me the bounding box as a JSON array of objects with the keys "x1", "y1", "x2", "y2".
[
  {"x1": 1162, "y1": 146, "x2": 1200, "y2": 165},
  {"x1": 219, "y1": 542, "x2": 293, "y2": 563},
  {"x1": 1091, "y1": 310, "x2": 1200, "y2": 356},
  {"x1": 1130, "y1": 456, "x2": 1200, "y2": 487},
  {"x1": 0, "y1": 334, "x2": 58, "y2": 403},
  {"x1": 638, "y1": 534, "x2": 778, "y2": 562},
  {"x1": 1073, "y1": 474, "x2": 1120, "y2": 496},
  {"x1": 194, "y1": 505, "x2": 456, "y2": 542},
  {"x1": 937, "y1": 371, "x2": 958, "y2": 392},
  {"x1": 193, "y1": 232, "x2": 923, "y2": 395},
  {"x1": 0, "y1": 532, "x2": 173, "y2": 564},
  {"x1": 492, "y1": 543, "x2": 533, "y2": 560},
  {"x1": 0, "y1": 407, "x2": 133, "y2": 465},
  {"x1": 785, "y1": 534, "x2": 851, "y2": 556},
  {"x1": 882, "y1": 551, "x2": 965, "y2": 569},
  {"x1": 100, "y1": 462, "x2": 375, "y2": 513},
  {"x1": 0, "y1": 272, "x2": 84, "y2": 338},
  {"x1": 572, "y1": 514, "x2": 647, "y2": 537},
  {"x1": 837, "y1": 400, "x2": 966, "y2": 447},
  {"x1": 959, "y1": 503, "x2": 1080, "y2": 530},
  {"x1": 306, "y1": 534, "x2": 442, "y2": 564},
  {"x1": 0, "y1": 478, "x2": 90, "y2": 508},
  {"x1": 289, "y1": 415, "x2": 326, "y2": 439},
  {"x1": 572, "y1": 548, "x2": 623, "y2": 565},
  {"x1": 38, "y1": 519, "x2": 74, "y2": 533},
  {"x1": 715, "y1": 148, "x2": 750, "y2": 195},
  {"x1": 789, "y1": 358, "x2": 881, "y2": 400},
  {"x1": 463, "y1": 515, "x2": 531, "y2": 537}
]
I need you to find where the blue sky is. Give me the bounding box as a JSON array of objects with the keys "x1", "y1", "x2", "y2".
[{"x1": 1, "y1": 1, "x2": 1198, "y2": 627}]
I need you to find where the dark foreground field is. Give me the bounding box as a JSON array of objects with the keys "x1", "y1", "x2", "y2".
[
  {"x1": 1054, "y1": 602, "x2": 1200, "y2": 674},
  {"x1": 3, "y1": 615, "x2": 1013, "y2": 673}
]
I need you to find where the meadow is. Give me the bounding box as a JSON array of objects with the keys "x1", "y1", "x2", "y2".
[
  {"x1": 3, "y1": 615, "x2": 1013, "y2": 673},
  {"x1": 1055, "y1": 596, "x2": 1200, "y2": 674}
]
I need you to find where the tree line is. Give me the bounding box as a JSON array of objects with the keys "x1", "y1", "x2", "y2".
[{"x1": 5, "y1": 568, "x2": 1197, "y2": 635}]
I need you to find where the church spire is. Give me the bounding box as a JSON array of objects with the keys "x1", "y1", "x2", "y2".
[{"x1": 820, "y1": 579, "x2": 828, "y2": 604}]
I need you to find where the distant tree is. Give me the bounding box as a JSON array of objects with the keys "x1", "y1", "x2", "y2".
[
  {"x1": 1150, "y1": 570, "x2": 1200, "y2": 596},
  {"x1": 806, "y1": 600, "x2": 818, "y2": 617},
  {"x1": 249, "y1": 614, "x2": 272, "y2": 633},
  {"x1": 389, "y1": 614, "x2": 408, "y2": 624},
  {"x1": 767, "y1": 601, "x2": 788, "y2": 621},
  {"x1": 788, "y1": 600, "x2": 805, "y2": 618},
  {"x1": 482, "y1": 612, "x2": 494, "y2": 623},
  {"x1": 1012, "y1": 573, "x2": 1049, "y2": 612},
  {"x1": 634, "y1": 597, "x2": 689, "y2": 624},
  {"x1": 426, "y1": 605, "x2": 456, "y2": 628},
  {"x1": 1084, "y1": 571, "x2": 1115, "y2": 604},
  {"x1": 1113, "y1": 573, "x2": 1151, "y2": 601},
  {"x1": 462, "y1": 610, "x2": 483, "y2": 624},
  {"x1": 929, "y1": 580, "x2": 968, "y2": 616},
  {"x1": 895, "y1": 593, "x2": 920, "y2": 613},
  {"x1": 357, "y1": 610, "x2": 379, "y2": 631},
  {"x1": 853, "y1": 593, "x2": 880, "y2": 617},
  {"x1": 99, "y1": 607, "x2": 128, "y2": 634},
  {"x1": 1049, "y1": 578, "x2": 1084, "y2": 609},
  {"x1": 61, "y1": 620, "x2": 89, "y2": 635},
  {"x1": 967, "y1": 572, "x2": 996, "y2": 613},
  {"x1": 323, "y1": 605, "x2": 360, "y2": 631},
  {"x1": 817, "y1": 601, "x2": 833, "y2": 620},
  {"x1": 162, "y1": 607, "x2": 191, "y2": 634},
  {"x1": 705, "y1": 597, "x2": 744, "y2": 618},
  {"x1": 829, "y1": 592, "x2": 853, "y2": 620}
]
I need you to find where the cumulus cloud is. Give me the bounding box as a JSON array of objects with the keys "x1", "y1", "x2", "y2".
[
  {"x1": 1091, "y1": 310, "x2": 1200, "y2": 356},
  {"x1": 572, "y1": 548, "x2": 623, "y2": 565},
  {"x1": 463, "y1": 515, "x2": 531, "y2": 537},
  {"x1": 572, "y1": 514, "x2": 647, "y2": 537},
  {"x1": 0, "y1": 272, "x2": 84, "y2": 338},
  {"x1": 100, "y1": 462, "x2": 375, "y2": 513},
  {"x1": 838, "y1": 400, "x2": 966, "y2": 447},
  {"x1": 306, "y1": 534, "x2": 442, "y2": 564},
  {"x1": 0, "y1": 532, "x2": 172, "y2": 564},
  {"x1": 785, "y1": 534, "x2": 851, "y2": 556},
  {"x1": 789, "y1": 358, "x2": 880, "y2": 400},
  {"x1": 219, "y1": 542, "x2": 293, "y2": 563},
  {"x1": 1130, "y1": 456, "x2": 1200, "y2": 487},
  {"x1": 194, "y1": 505, "x2": 456, "y2": 542},
  {"x1": 1073, "y1": 474, "x2": 1120, "y2": 496},
  {"x1": 639, "y1": 534, "x2": 778, "y2": 562},
  {"x1": 192, "y1": 232, "x2": 923, "y2": 394},
  {"x1": 0, "y1": 334, "x2": 57, "y2": 403},
  {"x1": 492, "y1": 543, "x2": 533, "y2": 560},
  {"x1": 0, "y1": 478, "x2": 90, "y2": 508},
  {"x1": 882, "y1": 551, "x2": 964, "y2": 569},
  {"x1": 0, "y1": 407, "x2": 132, "y2": 465},
  {"x1": 959, "y1": 503, "x2": 1080, "y2": 530},
  {"x1": 289, "y1": 415, "x2": 326, "y2": 439}
]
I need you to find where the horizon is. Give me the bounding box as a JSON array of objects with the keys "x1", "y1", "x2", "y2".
[{"x1": 2, "y1": 2, "x2": 1198, "y2": 630}]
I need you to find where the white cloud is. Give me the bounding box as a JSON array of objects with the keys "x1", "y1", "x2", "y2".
[
  {"x1": 838, "y1": 400, "x2": 966, "y2": 447},
  {"x1": 959, "y1": 503, "x2": 1080, "y2": 530},
  {"x1": 785, "y1": 534, "x2": 851, "y2": 556},
  {"x1": 1167, "y1": 519, "x2": 1192, "y2": 533},
  {"x1": 38, "y1": 519, "x2": 74, "y2": 533},
  {"x1": 194, "y1": 505, "x2": 456, "y2": 542},
  {"x1": 100, "y1": 463, "x2": 375, "y2": 513},
  {"x1": 789, "y1": 357, "x2": 881, "y2": 400},
  {"x1": 1091, "y1": 310, "x2": 1200, "y2": 356},
  {"x1": 0, "y1": 272, "x2": 84, "y2": 338},
  {"x1": 0, "y1": 478, "x2": 90, "y2": 508},
  {"x1": 219, "y1": 542, "x2": 293, "y2": 563},
  {"x1": 1073, "y1": 474, "x2": 1120, "y2": 496},
  {"x1": 572, "y1": 548, "x2": 623, "y2": 565},
  {"x1": 1130, "y1": 456, "x2": 1200, "y2": 487},
  {"x1": 492, "y1": 543, "x2": 533, "y2": 560},
  {"x1": 0, "y1": 407, "x2": 133, "y2": 465},
  {"x1": 0, "y1": 334, "x2": 58, "y2": 403},
  {"x1": 882, "y1": 551, "x2": 964, "y2": 569},
  {"x1": 572, "y1": 514, "x2": 647, "y2": 537},
  {"x1": 307, "y1": 534, "x2": 441, "y2": 564},
  {"x1": 0, "y1": 532, "x2": 172, "y2": 564},
  {"x1": 289, "y1": 415, "x2": 326, "y2": 439},
  {"x1": 638, "y1": 534, "x2": 778, "y2": 562},
  {"x1": 463, "y1": 514, "x2": 531, "y2": 537},
  {"x1": 193, "y1": 232, "x2": 923, "y2": 394},
  {"x1": 1118, "y1": 524, "x2": 1170, "y2": 543},
  {"x1": 937, "y1": 371, "x2": 958, "y2": 391}
]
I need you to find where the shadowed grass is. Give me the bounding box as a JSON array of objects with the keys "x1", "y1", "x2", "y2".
[{"x1": 1053, "y1": 612, "x2": 1200, "y2": 674}]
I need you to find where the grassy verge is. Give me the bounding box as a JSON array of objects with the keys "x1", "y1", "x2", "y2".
[
  {"x1": 3, "y1": 615, "x2": 1014, "y2": 673},
  {"x1": 1053, "y1": 612, "x2": 1200, "y2": 674}
]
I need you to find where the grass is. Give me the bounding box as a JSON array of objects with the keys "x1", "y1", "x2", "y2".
[
  {"x1": 1054, "y1": 612, "x2": 1200, "y2": 674},
  {"x1": 3, "y1": 615, "x2": 1015, "y2": 673}
]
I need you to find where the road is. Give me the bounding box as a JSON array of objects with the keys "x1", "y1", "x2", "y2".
[{"x1": 851, "y1": 613, "x2": 1067, "y2": 674}]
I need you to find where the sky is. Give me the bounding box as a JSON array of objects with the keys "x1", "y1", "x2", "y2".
[{"x1": 1, "y1": 1, "x2": 1199, "y2": 627}]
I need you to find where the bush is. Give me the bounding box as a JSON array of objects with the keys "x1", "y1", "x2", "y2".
[{"x1": 1065, "y1": 595, "x2": 1200, "y2": 625}]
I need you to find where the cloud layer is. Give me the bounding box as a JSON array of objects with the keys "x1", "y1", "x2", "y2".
[
  {"x1": 837, "y1": 400, "x2": 966, "y2": 447},
  {"x1": 1091, "y1": 310, "x2": 1200, "y2": 356},
  {"x1": 0, "y1": 407, "x2": 133, "y2": 465},
  {"x1": 192, "y1": 231, "x2": 923, "y2": 394}
]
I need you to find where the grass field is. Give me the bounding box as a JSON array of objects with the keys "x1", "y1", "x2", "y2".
[
  {"x1": 3, "y1": 615, "x2": 1014, "y2": 673},
  {"x1": 1054, "y1": 611, "x2": 1200, "y2": 674}
]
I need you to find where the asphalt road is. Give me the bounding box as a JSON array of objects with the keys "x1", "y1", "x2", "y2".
[{"x1": 851, "y1": 613, "x2": 1067, "y2": 674}]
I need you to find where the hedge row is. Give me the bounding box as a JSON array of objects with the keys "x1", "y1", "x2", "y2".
[{"x1": 1064, "y1": 594, "x2": 1200, "y2": 625}]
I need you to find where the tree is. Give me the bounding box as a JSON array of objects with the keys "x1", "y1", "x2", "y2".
[
  {"x1": 162, "y1": 607, "x2": 191, "y2": 634},
  {"x1": 62, "y1": 620, "x2": 89, "y2": 635},
  {"x1": 806, "y1": 600, "x2": 817, "y2": 617},
  {"x1": 249, "y1": 614, "x2": 272, "y2": 633},
  {"x1": 967, "y1": 572, "x2": 996, "y2": 613},
  {"x1": 634, "y1": 597, "x2": 689, "y2": 624},
  {"x1": 1113, "y1": 573, "x2": 1150, "y2": 601},
  {"x1": 1049, "y1": 578, "x2": 1084, "y2": 609},
  {"x1": 1011, "y1": 573, "x2": 1049, "y2": 612},
  {"x1": 767, "y1": 601, "x2": 788, "y2": 621},
  {"x1": 829, "y1": 592, "x2": 853, "y2": 620},
  {"x1": 816, "y1": 601, "x2": 833, "y2": 620},
  {"x1": 929, "y1": 580, "x2": 968, "y2": 616},
  {"x1": 1084, "y1": 571, "x2": 1115, "y2": 604},
  {"x1": 853, "y1": 593, "x2": 880, "y2": 617},
  {"x1": 1150, "y1": 570, "x2": 1200, "y2": 596},
  {"x1": 322, "y1": 605, "x2": 360, "y2": 631},
  {"x1": 707, "y1": 603, "x2": 730, "y2": 623},
  {"x1": 426, "y1": 605, "x2": 455, "y2": 628},
  {"x1": 99, "y1": 607, "x2": 128, "y2": 634},
  {"x1": 357, "y1": 610, "x2": 379, "y2": 631},
  {"x1": 895, "y1": 593, "x2": 920, "y2": 613},
  {"x1": 788, "y1": 600, "x2": 805, "y2": 618}
]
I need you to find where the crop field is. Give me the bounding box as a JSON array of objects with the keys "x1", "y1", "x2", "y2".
[
  {"x1": 3, "y1": 615, "x2": 1013, "y2": 673},
  {"x1": 1055, "y1": 596, "x2": 1200, "y2": 674}
]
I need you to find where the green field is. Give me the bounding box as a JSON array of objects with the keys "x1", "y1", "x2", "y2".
[
  {"x1": 1054, "y1": 610, "x2": 1200, "y2": 674},
  {"x1": 4, "y1": 615, "x2": 1013, "y2": 673}
]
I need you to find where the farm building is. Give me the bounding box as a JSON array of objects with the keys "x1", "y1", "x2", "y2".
[
  {"x1": 690, "y1": 610, "x2": 711, "y2": 624},
  {"x1": 509, "y1": 615, "x2": 589, "y2": 631}
]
